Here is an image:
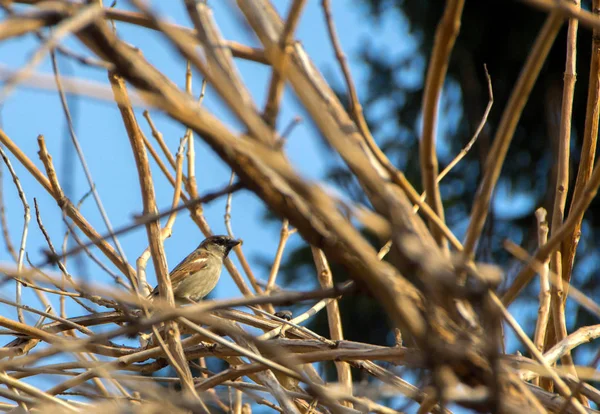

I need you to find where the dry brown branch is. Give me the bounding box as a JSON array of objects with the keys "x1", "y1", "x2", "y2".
[
  {"x1": 263, "y1": 0, "x2": 307, "y2": 127},
  {"x1": 318, "y1": 0, "x2": 462, "y2": 254},
  {"x1": 540, "y1": 0, "x2": 583, "y2": 396},
  {"x1": 517, "y1": 324, "x2": 600, "y2": 382},
  {"x1": 184, "y1": 63, "x2": 199, "y2": 197},
  {"x1": 462, "y1": 11, "x2": 564, "y2": 259},
  {"x1": 0, "y1": 130, "x2": 138, "y2": 283},
  {"x1": 176, "y1": 0, "x2": 276, "y2": 146},
  {"x1": 504, "y1": 241, "x2": 600, "y2": 320},
  {"x1": 265, "y1": 219, "x2": 293, "y2": 293},
  {"x1": 320, "y1": 0, "x2": 363, "y2": 134},
  {"x1": 525, "y1": 0, "x2": 600, "y2": 32},
  {"x1": 2, "y1": 1, "x2": 600, "y2": 412},
  {"x1": 0, "y1": 144, "x2": 30, "y2": 323},
  {"x1": 141, "y1": 127, "x2": 187, "y2": 201},
  {"x1": 0, "y1": 371, "x2": 78, "y2": 411},
  {"x1": 47, "y1": 181, "x2": 244, "y2": 265},
  {"x1": 562, "y1": 0, "x2": 598, "y2": 292},
  {"x1": 9, "y1": 0, "x2": 269, "y2": 63},
  {"x1": 419, "y1": 0, "x2": 464, "y2": 252},
  {"x1": 80, "y1": 0, "x2": 429, "y2": 337},
  {"x1": 552, "y1": 0, "x2": 579, "y2": 289},
  {"x1": 0, "y1": 63, "x2": 149, "y2": 105},
  {"x1": 136, "y1": 137, "x2": 186, "y2": 294},
  {"x1": 32, "y1": 200, "x2": 103, "y2": 313},
  {"x1": 50, "y1": 43, "x2": 130, "y2": 279},
  {"x1": 107, "y1": 72, "x2": 197, "y2": 398},
  {"x1": 533, "y1": 208, "x2": 551, "y2": 387},
  {"x1": 490, "y1": 293, "x2": 587, "y2": 414},
  {"x1": 414, "y1": 65, "x2": 494, "y2": 214},
  {"x1": 222, "y1": 168, "x2": 270, "y2": 310},
  {"x1": 311, "y1": 247, "x2": 353, "y2": 407},
  {"x1": 502, "y1": 146, "x2": 600, "y2": 305},
  {"x1": 0, "y1": 3, "x2": 104, "y2": 101},
  {"x1": 142, "y1": 110, "x2": 178, "y2": 170},
  {"x1": 0, "y1": 162, "x2": 18, "y2": 261}
]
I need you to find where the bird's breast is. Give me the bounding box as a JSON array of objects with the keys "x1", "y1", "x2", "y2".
[{"x1": 173, "y1": 262, "x2": 222, "y2": 301}]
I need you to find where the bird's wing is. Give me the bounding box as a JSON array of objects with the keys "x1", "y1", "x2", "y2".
[
  {"x1": 170, "y1": 254, "x2": 209, "y2": 283},
  {"x1": 148, "y1": 251, "x2": 209, "y2": 297}
]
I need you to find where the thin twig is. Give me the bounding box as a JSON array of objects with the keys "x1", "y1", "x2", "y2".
[
  {"x1": 0, "y1": 161, "x2": 17, "y2": 261},
  {"x1": 0, "y1": 144, "x2": 30, "y2": 324},
  {"x1": 320, "y1": 0, "x2": 364, "y2": 138},
  {"x1": 143, "y1": 110, "x2": 178, "y2": 169},
  {"x1": 24, "y1": 132, "x2": 137, "y2": 284},
  {"x1": 413, "y1": 65, "x2": 493, "y2": 213},
  {"x1": 63, "y1": 214, "x2": 127, "y2": 288},
  {"x1": 0, "y1": 296, "x2": 93, "y2": 337},
  {"x1": 34, "y1": 199, "x2": 103, "y2": 313},
  {"x1": 265, "y1": 219, "x2": 294, "y2": 293},
  {"x1": 462, "y1": 11, "x2": 564, "y2": 259},
  {"x1": 40, "y1": 181, "x2": 244, "y2": 267},
  {"x1": 502, "y1": 138, "x2": 600, "y2": 306},
  {"x1": 419, "y1": 0, "x2": 465, "y2": 252},
  {"x1": 518, "y1": 324, "x2": 600, "y2": 382},
  {"x1": 247, "y1": 306, "x2": 333, "y2": 344},
  {"x1": 262, "y1": 0, "x2": 307, "y2": 127},
  {"x1": 224, "y1": 170, "x2": 236, "y2": 239},
  {"x1": 0, "y1": 4, "x2": 104, "y2": 101},
  {"x1": 561, "y1": 0, "x2": 597, "y2": 289},
  {"x1": 0, "y1": 372, "x2": 78, "y2": 412},
  {"x1": 137, "y1": 138, "x2": 186, "y2": 295},
  {"x1": 142, "y1": 129, "x2": 189, "y2": 202},
  {"x1": 258, "y1": 296, "x2": 334, "y2": 341},
  {"x1": 280, "y1": 116, "x2": 302, "y2": 140},
  {"x1": 317, "y1": 0, "x2": 453, "y2": 252},
  {"x1": 533, "y1": 208, "x2": 551, "y2": 388},
  {"x1": 185, "y1": 60, "x2": 199, "y2": 200},
  {"x1": 504, "y1": 240, "x2": 600, "y2": 320},
  {"x1": 546, "y1": 0, "x2": 581, "y2": 396},
  {"x1": 311, "y1": 247, "x2": 353, "y2": 408},
  {"x1": 490, "y1": 293, "x2": 587, "y2": 414},
  {"x1": 222, "y1": 169, "x2": 271, "y2": 309},
  {"x1": 108, "y1": 71, "x2": 198, "y2": 399},
  {"x1": 50, "y1": 46, "x2": 131, "y2": 286}
]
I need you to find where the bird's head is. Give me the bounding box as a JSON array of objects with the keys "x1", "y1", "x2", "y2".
[{"x1": 200, "y1": 235, "x2": 241, "y2": 258}]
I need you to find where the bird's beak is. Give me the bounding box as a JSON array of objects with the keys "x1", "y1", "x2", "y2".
[{"x1": 227, "y1": 239, "x2": 242, "y2": 248}]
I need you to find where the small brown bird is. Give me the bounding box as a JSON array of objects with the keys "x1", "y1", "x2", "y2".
[{"x1": 148, "y1": 235, "x2": 241, "y2": 304}]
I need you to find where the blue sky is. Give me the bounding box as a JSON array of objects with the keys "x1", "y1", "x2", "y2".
[
  {"x1": 0, "y1": 1, "x2": 407, "y2": 300},
  {"x1": 0, "y1": 2, "x2": 537, "y2": 310},
  {"x1": 0, "y1": 2, "x2": 427, "y2": 409},
  {"x1": 0, "y1": 0, "x2": 420, "y2": 361}
]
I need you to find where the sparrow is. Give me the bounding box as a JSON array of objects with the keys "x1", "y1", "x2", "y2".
[{"x1": 148, "y1": 235, "x2": 241, "y2": 304}]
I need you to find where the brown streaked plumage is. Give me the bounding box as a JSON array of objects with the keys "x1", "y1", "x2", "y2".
[{"x1": 149, "y1": 235, "x2": 241, "y2": 303}]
